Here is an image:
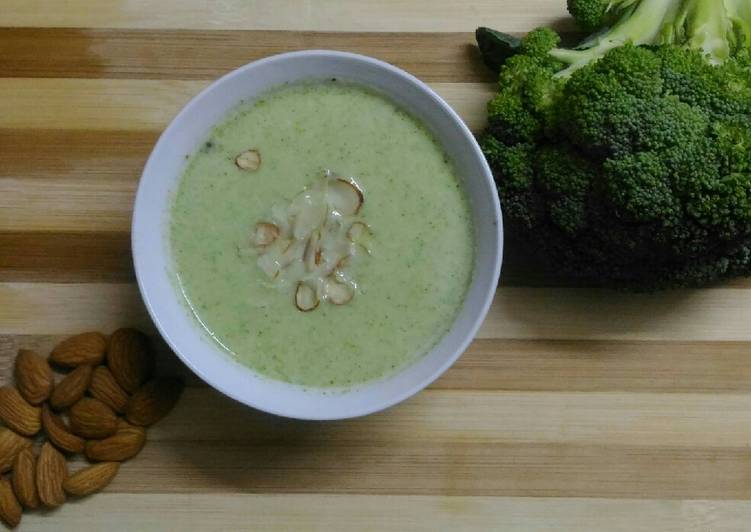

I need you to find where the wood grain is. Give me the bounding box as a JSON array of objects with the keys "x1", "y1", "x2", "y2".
[
  {"x1": 0, "y1": 0, "x2": 575, "y2": 32},
  {"x1": 2, "y1": 0, "x2": 751, "y2": 529},
  {"x1": 17, "y1": 494, "x2": 751, "y2": 532},
  {"x1": 0, "y1": 79, "x2": 492, "y2": 132},
  {"x1": 0, "y1": 28, "x2": 493, "y2": 82},
  {"x1": 4, "y1": 336, "x2": 751, "y2": 394},
  {"x1": 3, "y1": 282, "x2": 750, "y2": 340}
]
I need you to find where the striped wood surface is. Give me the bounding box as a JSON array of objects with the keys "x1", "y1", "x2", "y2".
[{"x1": 1, "y1": 1, "x2": 750, "y2": 530}]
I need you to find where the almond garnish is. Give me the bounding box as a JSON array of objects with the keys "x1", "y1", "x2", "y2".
[
  {"x1": 303, "y1": 229, "x2": 322, "y2": 272},
  {"x1": 328, "y1": 178, "x2": 363, "y2": 216},
  {"x1": 252, "y1": 222, "x2": 280, "y2": 248},
  {"x1": 246, "y1": 171, "x2": 370, "y2": 310},
  {"x1": 295, "y1": 282, "x2": 319, "y2": 312},
  {"x1": 324, "y1": 277, "x2": 355, "y2": 305},
  {"x1": 235, "y1": 148, "x2": 261, "y2": 171}
]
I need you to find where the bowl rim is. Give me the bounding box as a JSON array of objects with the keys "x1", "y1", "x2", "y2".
[{"x1": 132, "y1": 49, "x2": 503, "y2": 419}]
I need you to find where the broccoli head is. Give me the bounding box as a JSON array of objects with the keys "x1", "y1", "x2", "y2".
[{"x1": 479, "y1": 0, "x2": 751, "y2": 289}]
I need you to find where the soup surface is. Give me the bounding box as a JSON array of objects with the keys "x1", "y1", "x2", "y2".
[{"x1": 171, "y1": 81, "x2": 474, "y2": 387}]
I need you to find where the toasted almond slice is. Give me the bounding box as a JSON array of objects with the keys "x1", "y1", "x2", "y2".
[
  {"x1": 347, "y1": 221, "x2": 372, "y2": 242},
  {"x1": 303, "y1": 229, "x2": 322, "y2": 272},
  {"x1": 252, "y1": 222, "x2": 280, "y2": 248},
  {"x1": 257, "y1": 254, "x2": 281, "y2": 280},
  {"x1": 292, "y1": 195, "x2": 327, "y2": 240},
  {"x1": 324, "y1": 277, "x2": 355, "y2": 305},
  {"x1": 328, "y1": 178, "x2": 363, "y2": 216},
  {"x1": 295, "y1": 282, "x2": 319, "y2": 312},
  {"x1": 235, "y1": 149, "x2": 261, "y2": 171}
]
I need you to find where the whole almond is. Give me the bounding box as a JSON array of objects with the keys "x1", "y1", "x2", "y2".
[
  {"x1": 0, "y1": 477, "x2": 22, "y2": 529},
  {"x1": 107, "y1": 328, "x2": 154, "y2": 393},
  {"x1": 0, "y1": 387, "x2": 41, "y2": 436},
  {"x1": 126, "y1": 377, "x2": 184, "y2": 426},
  {"x1": 85, "y1": 420, "x2": 146, "y2": 462},
  {"x1": 14, "y1": 349, "x2": 53, "y2": 405},
  {"x1": 49, "y1": 332, "x2": 106, "y2": 368},
  {"x1": 50, "y1": 365, "x2": 93, "y2": 411},
  {"x1": 12, "y1": 448, "x2": 39, "y2": 510},
  {"x1": 63, "y1": 462, "x2": 119, "y2": 497},
  {"x1": 36, "y1": 442, "x2": 67, "y2": 508},
  {"x1": 89, "y1": 366, "x2": 129, "y2": 414},
  {"x1": 69, "y1": 398, "x2": 117, "y2": 439},
  {"x1": 0, "y1": 428, "x2": 32, "y2": 474},
  {"x1": 41, "y1": 404, "x2": 85, "y2": 454}
]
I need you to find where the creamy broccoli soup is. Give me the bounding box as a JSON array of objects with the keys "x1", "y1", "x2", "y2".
[{"x1": 170, "y1": 81, "x2": 474, "y2": 388}]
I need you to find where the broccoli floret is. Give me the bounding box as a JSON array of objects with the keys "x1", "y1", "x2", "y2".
[
  {"x1": 477, "y1": 0, "x2": 751, "y2": 290},
  {"x1": 567, "y1": 0, "x2": 640, "y2": 32}
]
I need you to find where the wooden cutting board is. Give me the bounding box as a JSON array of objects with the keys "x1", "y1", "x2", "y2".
[{"x1": 1, "y1": 1, "x2": 751, "y2": 530}]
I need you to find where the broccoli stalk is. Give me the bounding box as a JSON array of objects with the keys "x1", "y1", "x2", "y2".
[{"x1": 554, "y1": 0, "x2": 750, "y2": 76}]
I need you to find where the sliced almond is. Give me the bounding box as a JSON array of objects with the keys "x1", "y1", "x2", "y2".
[
  {"x1": 295, "y1": 282, "x2": 319, "y2": 312},
  {"x1": 235, "y1": 148, "x2": 261, "y2": 171},
  {"x1": 347, "y1": 221, "x2": 372, "y2": 242},
  {"x1": 324, "y1": 277, "x2": 355, "y2": 305},
  {"x1": 292, "y1": 193, "x2": 327, "y2": 240},
  {"x1": 303, "y1": 229, "x2": 322, "y2": 272},
  {"x1": 328, "y1": 178, "x2": 363, "y2": 216},
  {"x1": 252, "y1": 222, "x2": 280, "y2": 248}
]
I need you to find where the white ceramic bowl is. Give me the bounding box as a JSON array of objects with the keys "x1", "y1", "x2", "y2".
[{"x1": 133, "y1": 50, "x2": 503, "y2": 420}]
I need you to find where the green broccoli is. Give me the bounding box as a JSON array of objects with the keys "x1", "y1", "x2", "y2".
[{"x1": 478, "y1": 0, "x2": 751, "y2": 290}]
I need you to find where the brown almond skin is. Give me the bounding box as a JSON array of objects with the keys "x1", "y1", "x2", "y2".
[
  {"x1": 49, "y1": 331, "x2": 107, "y2": 368},
  {"x1": 69, "y1": 397, "x2": 118, "y2": 439},
  {"x1": 126, "y1": 377, "x2": 184, "y2": 427},
  {"x1": 0, "y1": 387, "x2": 41, "y2": 436},
  {"x1": 0, "y1": 477, "x2": 22, "y2": 529},
  {"x1": 36, "y1": 442, "x2": 67, "y2": 508},
  {"x1": 12, "y1": 448, "x2": 39, "y2": 510},
  {"x1": 14, "y1": 349, "x2": 53, "y2": 405},
  {"x1": 89, "y1": 366, "x2": 129, "y2": 414},
  {"x1": 107, "y1": 328, "x2": 155, "y2": 393},
  {"x1": 50, "y1": 364, "x2": 93, "y2": 411},
  {"x1": 41, "y1": 404, "x2": 85, "y2": 454},
  {"x1": 63, "y1": 462, "x2": 119, "y2": 497},
  {"x1": 0, "y1": 428, "x2": 32, "y2": 474},
  {"x1": 85, "y1": 421, "x2": 146, "y2": 462}
]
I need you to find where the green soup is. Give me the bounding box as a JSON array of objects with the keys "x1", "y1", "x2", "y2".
[{"x1": 170, "y1": 81, "x2": 474, "y2": 388}]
